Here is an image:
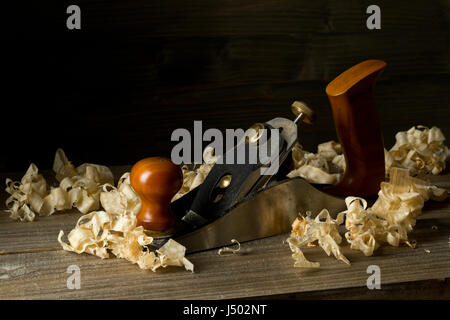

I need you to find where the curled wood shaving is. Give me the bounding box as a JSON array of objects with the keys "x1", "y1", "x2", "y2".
[
  {"x1": 343, "y1": 197, "x2": 388, "y2": 256},
  {"x1": 406, "y1": 240, "x2": 417, "y2": 249},
  {"x1": 172, "y1": 145, "x2": 217, "y2": 201},
  {"x1": 218, "y1": 239, "x2": 241, "y2": 255},
  {"x1": 100, "y1": 173, "x2": 141, "y2": 216},
  {"x1": 5, "y1": 164, "x2": 44, "y2": 221},
  {"x1": 287, "y1": 209, "x2": 350, "y2": 268},
  {"x1": 287, "y1": 142, "x2": 344, "y2": 185},
  {"x1": 386, "y1": 126, "x2": 450, "y2": 176},
  {"x1": 5, "y1": 149, "x2": 114, "y2": 221}
]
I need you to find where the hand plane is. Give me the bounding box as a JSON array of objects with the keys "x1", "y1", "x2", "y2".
[{"x1": 130, "y1": 60, "x2": 387, "y2": 253}]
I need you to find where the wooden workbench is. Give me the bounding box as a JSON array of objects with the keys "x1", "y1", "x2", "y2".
[{"x1": 1, "y1": 166, "x2": 449, "y2": 300}]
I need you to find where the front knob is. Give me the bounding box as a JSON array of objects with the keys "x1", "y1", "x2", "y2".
[{"x1": 130, "y1": 157, "x2": 183, "y2": 231}]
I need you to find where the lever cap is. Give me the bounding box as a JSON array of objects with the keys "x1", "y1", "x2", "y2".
[{"x1": 130, "y1": 157, "x2": 183, "y2": 231}]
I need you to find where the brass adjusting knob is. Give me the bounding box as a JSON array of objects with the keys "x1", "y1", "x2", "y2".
[{"x1": 291, "y1": 101, "x2": 316, "y2": 125}]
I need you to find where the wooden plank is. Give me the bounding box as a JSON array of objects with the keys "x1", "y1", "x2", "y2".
[
  {"x1": 1, "y1": 169, "x2": 450, "y2": 299},
  {"x1": 0, "y1": 213, "x2": 449, "y2": 299},
  {"x1": 0, "y1": 211, "x2": 83, "y2": 255}
]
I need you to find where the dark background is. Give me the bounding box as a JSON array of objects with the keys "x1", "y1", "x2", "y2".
[{"x1": 3, "y1": 0, "x2": 449, "y2": 172}]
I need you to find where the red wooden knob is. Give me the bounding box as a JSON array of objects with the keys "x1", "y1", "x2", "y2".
[{"x1": 130, "y1": 157, "x2": 183, "y2": 231}]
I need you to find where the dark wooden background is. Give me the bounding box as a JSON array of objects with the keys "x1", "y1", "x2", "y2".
[{"x1": 3, "y1": 0, "x2": 449, "y2": 172}]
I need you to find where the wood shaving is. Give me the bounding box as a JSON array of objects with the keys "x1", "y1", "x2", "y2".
[
  {"x1": 5, "y1": 149, "x2": 114, "y2": 221},
  {"x1": 287, "y1": 209, "x2": 350, "y2": 268},
  {"x1": 406, "y1": 240, "x2": 417, "y2": 249},
  {"x1": 386, "y1": 126, "x2": 450, "y2": 176},
  {"x1": 172, "y1": 145, "x2": 217, "y2": 201},
  {"x1": 287, "y1": 142, "x2": 344, "y2": 185},
  {"x1": 218, "y1": 239, "x2": 241, "y2": 255}
]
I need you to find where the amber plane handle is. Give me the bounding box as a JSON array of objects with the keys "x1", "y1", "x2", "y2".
[
  {"x1": 324, "y1": 60, "x2": 386, "y2": 197},
  {"x1": 130, "y1": 157, "x2": 183, "y2": 231}
]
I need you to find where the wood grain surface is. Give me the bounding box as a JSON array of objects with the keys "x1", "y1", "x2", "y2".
[{"x1": 1, "y1": 167, "x2": 450, "y2": 299}]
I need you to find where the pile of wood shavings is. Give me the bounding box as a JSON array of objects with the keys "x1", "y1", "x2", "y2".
[
  {"x1": 385, "y1": 126, "x2": 449, "y2": 176},
  {"x1": 5, "y1": 149, "x2": 114, "y2": 222},
  {"x1": 287, "y1": 209, "x2": 349, "y2": 268},
  {"x1": 287, "y1": 167, "x2": 448, "y2": 268},
  {"x1": 287, "y1": 141, "x2": 345, "y2": 184},
  {"x1": 4, "y1": 149, "x2": 193, "y2": 272}
]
